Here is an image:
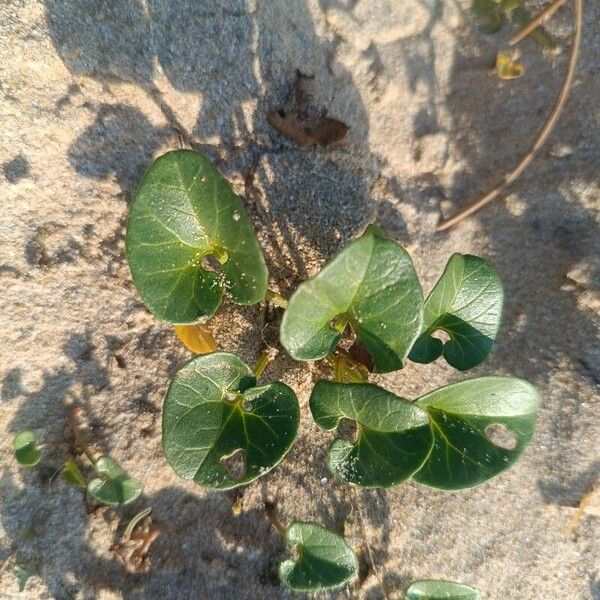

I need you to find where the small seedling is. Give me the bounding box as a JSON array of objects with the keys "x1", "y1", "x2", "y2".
[
  {"x1": 278, "y1": 521, "x2": 358, "y2": 591},
  {"x1": 87, "y1": 456, "x2": 142, "y2": 506},
  {"x1": 123, "y1": 149, "x2": 542, "y2": 593},
  {"x1": 404, "y1": 579, "x2": 481, "y2": 599},
  {"x1": 13, "y1": 430, "x2": 41, "y2": 467},
  {"x1": 264, "y1": 501, "x2": 358, "y2": 592},
  {"x1": 13, "y1": 558, "x2": 31, "y2": 592},
  {"x1": 12, "y1": 416, "x2": 142, "y2": 507}
]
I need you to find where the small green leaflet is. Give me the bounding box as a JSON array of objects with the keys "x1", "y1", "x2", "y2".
[
  {"x1": 87, "y1": 457, "x2": 143, "y2": 506},
  {"x1": 409, "y1": 254, "x2": 503, "y2": 371},
  {"x1": 405, "y1": 579, "x2": 481, "y2": 600},
  {"x1": 413, "y1": 376, "x2": 540, "y2": 490},
  {"x1": 126, "y1": 150, "x2": 268, "y2": 324},
  {"x1": 280, "y1": 226, "x2": 423, "y2": 373},
  {"x1": 279, "y1": 521, "x2": 358, "y2": 591},
  {"x1": 310, "y1": 381, "x2": 433, "y2": 488},
  {"x1": 162, "y1": 352, "x2": 299, "y2": 490},
  {"x1": 62, "y1": 459, "x2": 86, "y2": 487},
  {"x1": 13, "y1": 430, "x2": 41, "y2": 467}
]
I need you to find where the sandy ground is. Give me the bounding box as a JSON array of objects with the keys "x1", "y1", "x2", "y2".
[{"x1": 1, "y1": 1, "x2": 599, "y2": 598}]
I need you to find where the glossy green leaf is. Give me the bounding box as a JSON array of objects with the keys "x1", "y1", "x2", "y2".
[
  {"x1": 62, "y1": 459, "x2": 86, "y2": 488},
  {"x1": 280, "y1": 226, "x2": 423, "y2": 373},
  {"x1": 162, "y1": 352, "x2": 299, "y2": 490},
  {"x1": 409, "y1": 254, "x2": 503, "y2": 371},
  {"x1": 406, "y1": 579, "x2": 481, "y2": 600},
  {"x1": 126, "y1": 150, "x2": 268, "y2": 324},
  {"x1": 309, "y1": 381, "x2": 433, "y2": 488},
  {"x1": 279, "y1": 521, "x2": 358, "y2": 591},
  {"x1": 87, "y1": 457, "x2": 143, "y2": 506},
  {"x1": 13, "y1": 430, "x2": 41, "y2": 467},
  {"x1": 413, "y1": 376, "x2": 540, "y2": 490}
]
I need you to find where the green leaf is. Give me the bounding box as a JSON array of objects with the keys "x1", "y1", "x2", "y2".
[
  {"x1": 280, "y1": 226, "x2": 423, "y2": 373},
  {"x1": 409, "y1": 254, "x2": 503, "y2": 371},
  {"x1": 14, "y1": 561, "x2": 30, "y2": 592},
  {"x1": 406, "y1": 579, "x2": 481, "y2": 599},
  {"x1": 413, "y1": 376, "x2": 540, "y2": 490},
  {"x1": 162, "y1": 352, "x2": 299, "y2": 490},
  {"x1": 87, "y1": 457, "x2": 143, "y2": 506},
  {"x1": 13, "y1": 430, "x2": 41, "y2": 467},
  {"x1": 126, "y1": 150, "x2": 268, "y2": 324},
  {"x1": 62, "y1": 459, "x2": 86, "y2": 488},
  {"x1": 471, "y1": 0, "x2": 505, "y2": 34},
  {"x1": 279, "y1": 521, "x2": 358, "y2": 591},
  {"x1": 309, "y1": 381, "x2": 433, "y2": 488}
]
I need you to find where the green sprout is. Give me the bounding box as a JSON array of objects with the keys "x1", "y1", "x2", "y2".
[
  {"x1": 13, "y1": 431, "x2": 41, "y2": 467},
  {"x1": 12, "y1": 416, "x2": 142, "y2": 507}
]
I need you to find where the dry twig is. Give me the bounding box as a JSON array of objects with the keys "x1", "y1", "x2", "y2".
[
  {"x1": 510, "y1": 0, "x2": 569, "y2": 46},
  {"x1": 437, "y1": 0, "x2": 583, "y2": 231}
]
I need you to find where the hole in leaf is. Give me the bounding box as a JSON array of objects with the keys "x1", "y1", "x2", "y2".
[
  {"x1": 431, "y1": 329, "x2": 451, "y2": 343},
  {"x1": 337, "y1": 418, "x2": 359, "y2": 444},
  {"x1": 201, "y1": 255, "x2": 222, "y2": 272},
  {"x1": 485, "y1": 423, "x2": 518, "y2": 450},
  {"x1": 220, "y1": 448, "x2": 247, "y2": 481}
]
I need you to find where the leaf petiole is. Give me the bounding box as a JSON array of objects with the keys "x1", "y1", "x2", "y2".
[
  {"x1": 327, "y1": 350, "x2": 369, "y2": 384},
  {"x1": 253, "y1": 351, "x2": 270, "y2": 379},
  {"x1": 124, "y1": 507, "x2": 152, "y2": 540},
  {"x1": 264, "y1": 499, "x2": 287, "y2": 536},
  {"x1": 265, "y1": 288, "x2": 288, "y2": 309}
]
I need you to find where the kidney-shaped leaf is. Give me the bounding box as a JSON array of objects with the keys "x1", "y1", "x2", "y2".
[
  {"x1": 13, "y1": 430, "x2": 41, "y2": 467},
  {"x1": 413, "y1": 376, "x2": 540, "y2": 490},
  {"x1": 162, "y1": 352, "x2": 299, "y2": 490},
  {"x1": 405, "y1": 579, "x2": 481, "y2": 600},
  {"x1": 126, "y1": 150, "x2": 268, "y2": 324},
  {"x1": 409, "y1": 254, "x2": 503, "y2": 371},
  {"x1": 309, "y1": 381, "x2": 433, "y2": 488},
  {"x1": 87, "y1": 456, "x2": 143, "y2": 506},
  {"x1": 281, "y1": 226, "x2": 423, "y2": 373},
  {"x1": 279, "y1": 521, "x2": 358, "y2": 591}
]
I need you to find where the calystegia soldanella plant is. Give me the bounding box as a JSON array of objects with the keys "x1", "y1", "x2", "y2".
[{"x1": 121, "y1": 149, "x2": 540, "y2": 593}]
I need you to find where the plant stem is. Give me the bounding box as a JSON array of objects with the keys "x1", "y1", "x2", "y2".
[
  {"x1": 264, "y1": 500, "x2": 287, "y2": 536},
  {"x1": 69, "y1": 407, "x2": 99, "y2": 465},
  {"x1": 265, "y1": 288, "x2": 288, "y2": 309},
  {"x1": 510, "y1": 0, "x2": 568, "y2": 45},
  {"x1": 327, "y1": 350, "x2": 369, "y2": 384},
  {"x1": 253, "y1": 351, "x2": 270, "y2": 379},
  {"x1": 437, "y1": 0, "x2": 582, "y2": 230},
  {"x1": 330, "y1": 315, "x2": 349, "y2": 334},
  {"x1": 124, "y1": 507, "x2": 152, "y2": 540}
]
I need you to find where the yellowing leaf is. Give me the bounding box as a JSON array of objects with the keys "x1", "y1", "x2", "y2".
[
  {"x1": 496, "y1": 51, "x2": 524, "y2": 79},
  {"x1": 174, "y1": 322, "x2": 217, "y2": 354}
]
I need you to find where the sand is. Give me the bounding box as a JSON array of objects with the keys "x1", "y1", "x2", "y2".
[{"x1": 1, "y1": 0, "x2": 598, "y2": 598}]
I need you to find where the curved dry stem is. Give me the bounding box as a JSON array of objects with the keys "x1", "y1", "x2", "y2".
[
  {"x1": 510, "y1": 0, "x2": 569, "y2": 46},
  {"x1": 437, "y1": 0, "x2": 583, "y2": 231}
]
